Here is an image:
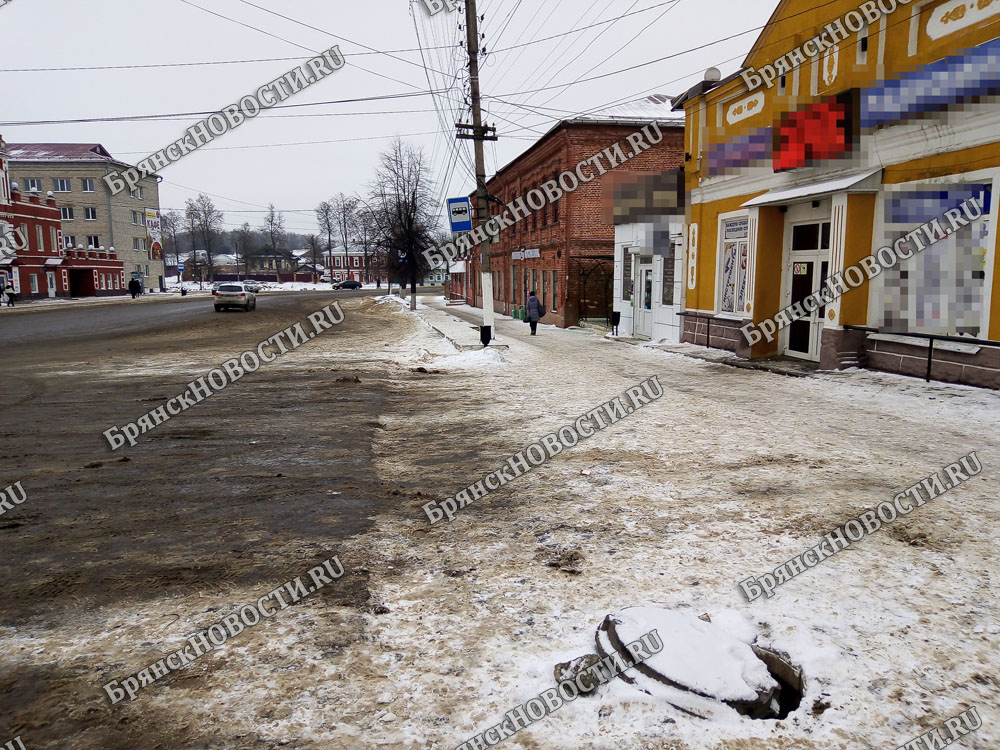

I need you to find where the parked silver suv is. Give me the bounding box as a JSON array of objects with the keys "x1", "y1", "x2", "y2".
[{"x1": 214, "y1": 283, "x2": 257, "y2": 312}]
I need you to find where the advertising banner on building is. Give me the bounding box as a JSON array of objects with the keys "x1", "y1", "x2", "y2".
[{"x1": 145, "y1": 208, "x2": 163, "y2": 261}]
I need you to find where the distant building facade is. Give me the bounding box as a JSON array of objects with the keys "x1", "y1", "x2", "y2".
[
  {"x1": 450, "y1": 98, "x2": 685, "y2": 328},
  {"x1": 7, "y1": 142, "x2": 165, "y2": 291},
  {"x1": 0, "y1": 137, "x2": 126, "y2": 298}
]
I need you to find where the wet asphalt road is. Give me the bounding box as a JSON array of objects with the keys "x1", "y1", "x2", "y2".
[{"x1": 0, "y1": 288, "x2": 380, "y2": 345}]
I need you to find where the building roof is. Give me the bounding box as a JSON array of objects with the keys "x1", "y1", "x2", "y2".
[
  {"x1": 573, "y1": 94, "x2": 685, "y2": 124},
  {"x1": 489, "y1": 94, "x2": 684, "y2": 182},
  {"x1": 4, "y1": 142, "x2": 146, "y2": 174},
  {"x1": 6, "y1": 143, "x2": 115, "y2": 162}
]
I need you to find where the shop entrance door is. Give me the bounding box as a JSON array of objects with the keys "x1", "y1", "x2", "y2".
[
  {"x1": 783, "y1": 220, "x2": 830, "y2": 361},
  {"x1": 634, "y1": 257, "x2": 653, "y2": 339},
  {"x1": 46, "y1": 271, "x2": 57, "y2": 297}
]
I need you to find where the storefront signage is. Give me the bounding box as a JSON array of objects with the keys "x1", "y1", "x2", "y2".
[
  {"x1": 145, "y1": 208, "x2": 162, "y2": 261},
  {"x1": 511, "y1": 250, "x2": 525, "y2": 260},
  {"x1": 773, "y1": 94, "x2": 854, "y2": 172},
  {"x1": 860, "y1": 36, "x2": 1000, "y2": 129},
  {"x1": 793, "y1": 262, "x2": 809, "y2": 275},
  {"x1": 524, "y1": 248, "x2": 540, "y2": 259},
  {"x1": 724, "y1": 217, "x2": 749, "y2": 240},
  {"x1": 707, "y1": 127, "x2": 772, "y2": 177}
]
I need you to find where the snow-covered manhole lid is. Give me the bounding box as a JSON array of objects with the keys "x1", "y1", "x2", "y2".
[{"x1": 596, "y1": 607, "x2": 801, "y2": 720}]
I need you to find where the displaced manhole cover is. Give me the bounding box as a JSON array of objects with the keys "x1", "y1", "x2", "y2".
[{"x1": 595, "y1": 607, "x2": 803, "y2": 720}]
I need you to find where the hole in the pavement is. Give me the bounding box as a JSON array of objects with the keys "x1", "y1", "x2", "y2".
[
  {"x1": 751, "y1": 646, "x2": 803, "y2": 719},
  {"x1": 593, "y1": 609, "x2": 806, "y2": 721}
]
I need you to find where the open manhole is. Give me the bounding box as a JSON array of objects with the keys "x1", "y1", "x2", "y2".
[{"x1": 594, "y1": 607, "x2": 803, "y2": 720}]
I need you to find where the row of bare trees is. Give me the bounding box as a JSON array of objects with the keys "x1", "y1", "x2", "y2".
[
  {"x1": 161, "y1": 139, "x2": 446, "y2": 297},
  {"x1": 160, "y1": 198, "x2": 309, "y2": 281},
  {"x1": 316, "y1": 139, "x2": 445, "y2": 308}
]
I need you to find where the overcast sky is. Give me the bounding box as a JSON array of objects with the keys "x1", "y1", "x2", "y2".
[{"x1": 0, "y1": 0, "x2": 773, "y2": 237}]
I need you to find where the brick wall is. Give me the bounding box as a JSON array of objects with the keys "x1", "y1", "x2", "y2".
[{"x1": 464, "y1": 120, "x2": 684, "y2": 327}]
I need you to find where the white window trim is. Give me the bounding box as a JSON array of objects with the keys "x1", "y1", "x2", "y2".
[{"x1": 714, "y1": 209, "x2": 751, "y2": 319}]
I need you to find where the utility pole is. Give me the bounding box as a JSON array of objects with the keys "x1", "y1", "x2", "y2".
[{"x1": 458, "y1": 0, "x2": 498, "y2": 347}]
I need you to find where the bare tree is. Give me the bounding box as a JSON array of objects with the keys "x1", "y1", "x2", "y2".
[
  {"x1": 261, "y1": 204, "x2": 286, "y2": 282},
  {"x1": 185, "y1": 207, "x2": 200, "y2": 287},
  {"x1": 368, "y1": 139, "x2": 438, "y2": 309},
  {"x1": 233, "y1": 222, "x2": 259, "y2": 279},
  {"x1": 161, "y1": 210, "x2": 183, "y2": 270},
  {"x1": 185, "y1": 194, "x2": 224, "y2": 281},
  {"x1": 316, "y1": 200, "x2": 336, "y2": 264},
  {"x1": 329, "y1": 193, "x2": 358, "y2": 276},
  {"x1": 305, "y1": 234, "x2": 323, "y2": 283},
  {"x1": 355, "y1": 207, "x2": 381, "y2": 284}
]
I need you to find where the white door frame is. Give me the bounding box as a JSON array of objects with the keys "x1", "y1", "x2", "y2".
[{"x1": 779, "y1": 207, "x2": 832, "y2": 361}]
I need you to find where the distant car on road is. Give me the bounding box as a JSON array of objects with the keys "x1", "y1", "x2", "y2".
[
  {"x1": 214, "y1": 283, "x2": 257, "y2": 312},
  {"x1": 333, "y1": 279, "x2": 363, "y2": 290},
  {"x1": 242, "y1": 280, "x2": 262, "y2": 293}
]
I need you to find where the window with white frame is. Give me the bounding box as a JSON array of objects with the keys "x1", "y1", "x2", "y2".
[
  {"x1": 85, "y1": 207, "x2": 97, "y2": 221},
  {"x1": 145, "y1": 264, "x2": 150, "y2": 277},
  {"x1": 353, "y1": 256, "x2": 360, "y2": 267},
  {"x1": 64, "y1": 235, "x2": 76, "y2": 249},
  {"x1": 879, "y1": 183, "x2": 991, "y2": 337},
  {"x1": 133, "y1": 237, "x2": 146, "y2": 251},
  {"x1": 53, "y1": 179, "x2": 71, "y2": 192},
  {"x1": 60, "y1": 207, "x2": 74, "y2": 221},
  {"x1": 131, "y1": 211, "x2": 142, "y2": 225},
  {"x1": 718, "y1": 215, "x2": 749, "y2": 315},
  {"x1": 130, "y1": 187, "x2": 144, "y2": 199},
  {"x1": 82, "y1": 178, "x2": 95, "y2": 193},
  {"x1": 24, "y1": 178, "x2": 41, "y2": 192},
  {"x1": 86, "y1": 235, "x2": 100, "y2": 248}
]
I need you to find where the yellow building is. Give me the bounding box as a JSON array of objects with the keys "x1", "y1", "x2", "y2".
[{"x1": 673, "y1": 0, "x2": 1000, "y2": 387}]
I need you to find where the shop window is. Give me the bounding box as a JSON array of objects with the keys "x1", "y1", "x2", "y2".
[
  {"x1": 880, "y1": 184, "x2": 991, "y2": 337},
  {"x1": 662, "y1": 244, "x2": 676, "y2": 306},
  {"x1": 29, "y1": 274, "x2": 39, "y2": 293},
  {"x1": 718, "y1": 216, "x2": 749, "y2": 315},
  {"x1": 551, "y1": 271, "x2": 558, "y2": 311},
  {"x1": 541, "y1": 269, "x2": 547, "y2": 309},
  {"x1": 623, "y1": 252, "x2": 633, "y2": 301}
]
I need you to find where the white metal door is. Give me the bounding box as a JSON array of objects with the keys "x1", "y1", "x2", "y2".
[
  {"x1": 46, "y1": 271, "x2": 56, "y2": 297},
  {"x1": 634, "y1": 266, "x2": 653, "y2": 339}
]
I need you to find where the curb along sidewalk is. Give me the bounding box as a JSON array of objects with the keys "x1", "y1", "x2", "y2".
[{"x1": 0, "y1": 292, "x2": 195, "y2": 315}]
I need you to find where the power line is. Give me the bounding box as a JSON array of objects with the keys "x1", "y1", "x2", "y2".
[
  {"x1": 0, "y1": 90, "x2": 442, "y2": 126},
  {"x1": 116, "y1": 131, "x2": 439, "y2": 156},
  {"x1": 177, "y1": 0, "x2": 422, "y2": 90}
]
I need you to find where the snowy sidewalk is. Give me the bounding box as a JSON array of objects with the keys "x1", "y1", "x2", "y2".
[{"x1": 347, "y1": 295, "x2": 1000, "y2": 750}]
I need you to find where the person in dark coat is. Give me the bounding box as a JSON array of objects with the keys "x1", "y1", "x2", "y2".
[
  {"x1": 128, "y1": 278, "x2": 140, "y2": 299},
  {"x1": 525, "y1": 290, "x2": 543, "y2": 336}
]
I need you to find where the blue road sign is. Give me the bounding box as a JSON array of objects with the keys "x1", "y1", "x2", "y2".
[{"x1": 447, "y1": 197, "x2": 473, "y2": 233}]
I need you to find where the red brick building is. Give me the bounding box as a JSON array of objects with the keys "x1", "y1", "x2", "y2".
[
  {"x1": 449, "y1": 98, "x2": 684, "y2": 328},
  {"x1": 0, "y1": 136, "x2": 126, "y2": 299}
]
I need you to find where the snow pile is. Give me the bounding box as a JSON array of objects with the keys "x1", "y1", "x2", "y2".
[
  {"x1": 436, "y1": 347, "x2": 506, "y2": 369},
  {"x1": 611, "y1": 607, "x2": 776, "y2": 702}
]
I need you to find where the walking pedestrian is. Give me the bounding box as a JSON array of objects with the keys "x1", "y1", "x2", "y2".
[
  {"x1": 525, "y1": 290, "x2": 544, "y2": 336},
  {"x1": 128, "y1": 278, "x2": 140, "y2": 299},
  {"x1": 2, "y1": 285, "x2": 14, "y2": 307}
]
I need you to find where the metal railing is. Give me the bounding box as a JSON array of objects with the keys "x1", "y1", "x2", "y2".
[{"x1": 843, "y1": 325, "x2": 1000, "y2": 382}]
